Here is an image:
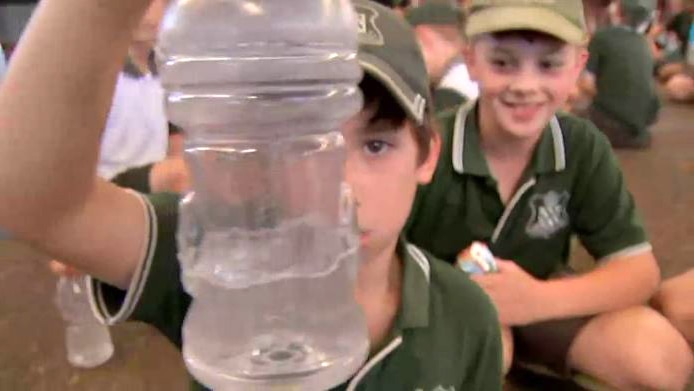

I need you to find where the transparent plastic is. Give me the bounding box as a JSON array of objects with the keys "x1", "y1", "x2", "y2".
[
  {"x1": 55, "y1": 276, "x2": 114, "y2": 369},
  {"x1": 157, "y1": 1, "x2": 367, "y2": 389}
]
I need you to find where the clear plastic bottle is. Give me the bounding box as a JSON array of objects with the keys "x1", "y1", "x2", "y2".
[
  {"x1": 157, "y1": 1, "x2": 368, "y2": 389},
  {"x1": 55, "y1": 276, "x2": 114, "y2": 368}
]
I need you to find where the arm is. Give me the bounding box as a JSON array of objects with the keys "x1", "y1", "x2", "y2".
[
  {"x1": 537, "y1": 251, "x2": 659, "y2": 321},
  {"x1": 540, "y1": 125, "x2": 660, "y2": 320},
  {"x1": 0, "y1": 0, "x2": 154, "y2": 288},
  {"x1": 474, "y1": 126, "x2": 660, "y2": 326}
]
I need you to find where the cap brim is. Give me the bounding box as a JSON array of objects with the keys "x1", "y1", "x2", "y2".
[
  {"x1": 358, "y1": 53, "x2": 427, "y2": 125},
  {"x1": 465, "y1": 7, "x2": 586, "y2": 45}
]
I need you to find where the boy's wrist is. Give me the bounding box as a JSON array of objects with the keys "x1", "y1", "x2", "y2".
[{"x1": 529, "y1": 280, "x2": 562, "y2": 323}]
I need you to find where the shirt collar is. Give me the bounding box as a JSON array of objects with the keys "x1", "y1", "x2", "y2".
[
  {"x1": 451, "y1": 101, "x2": 566, "y2": 177},
  {"x1": 395, "y1": 239, "x2": 431, "y2": 329}
]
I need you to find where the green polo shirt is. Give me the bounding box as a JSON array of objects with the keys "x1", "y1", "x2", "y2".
[
  {"x1": 586, "y1": 26, "x2": 660, "y2": 136},
  {"x1": 406, "y1": 103, "x2": 651, "y2": 279},
  {"x1": 89, "y1": 192, "x2": 503, "y2": 391}
]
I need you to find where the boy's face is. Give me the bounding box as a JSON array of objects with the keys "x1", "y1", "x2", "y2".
[
  {"x1": 342, "y1": 106, "x2": 439, "y2": 262},
  {"x1": 465, "y1": 33, "x2": 587, "y2": 139}
]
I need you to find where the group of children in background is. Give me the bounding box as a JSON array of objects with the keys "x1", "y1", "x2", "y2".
[{"x1": 0, "y1": 0, "x2": 693, "y2": 390}]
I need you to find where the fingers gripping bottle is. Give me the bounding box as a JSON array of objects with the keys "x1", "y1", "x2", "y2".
[{"x1": 157, "y1": 1, "x2": 368, "y2": 389}]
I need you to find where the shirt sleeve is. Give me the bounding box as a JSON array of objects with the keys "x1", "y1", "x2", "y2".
[
  {"x1": 111, "y1": 164, "x2": 154, "y2": 193},
  {"x1": 456, "y1": 276, "x2": 503, "y2": 391},
  {"x1": 460, "y1": 324, "x2": 503, "y2": 391},
  {"x1": 571, "y1": 124, "x2": 651, "y2": 262},
  {"x1": 88, "y1": 191, "x2": 190, "y2": 347}
]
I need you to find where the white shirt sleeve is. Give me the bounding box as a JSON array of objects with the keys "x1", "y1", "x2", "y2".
[{"x1": 439, "y1": 62, "x2": 479, "y2": 101}]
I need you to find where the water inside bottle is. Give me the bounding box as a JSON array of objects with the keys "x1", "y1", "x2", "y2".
[
  {"x1": 181, "y1": 245, "x2": 367, "y2": 390},
  {"x1": 65, "y1": 324, "x2": 114, "y2": 369}
]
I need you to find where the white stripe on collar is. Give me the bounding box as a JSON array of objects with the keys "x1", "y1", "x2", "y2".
[
  {"x1": 550, "y1": 116, "x2": 566, "y2": 171},
  {"x1": 406, "y1": 244, "x2": 430, "y2": 282},
  {"x1": 452, "y1": 101, "x2": 566, "y2": 173},
  {"x1": 346, "y1": 336, "x2": 403, "y2": 391},
  {"x1": 452, "y1": 101, "x2": 475, "y2": 174}
]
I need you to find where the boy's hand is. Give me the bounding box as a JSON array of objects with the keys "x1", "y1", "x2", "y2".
[
  {"x1": 48, "y1": 260, "x2": 83, "y2": 278},
  {"x1": 472, "y1": 260, "x2": 546, "y2": 326},
  {"x1": 150, "y1": 157, "x2": 190, "y2": 193}
]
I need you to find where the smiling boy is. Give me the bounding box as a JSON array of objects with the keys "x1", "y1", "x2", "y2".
[
  {"x1": 406, "y1": 0, "x2": 694, "y2": 389},
  {"x1": 0, "y1": 0, "x2": 502, "y2": 389}
]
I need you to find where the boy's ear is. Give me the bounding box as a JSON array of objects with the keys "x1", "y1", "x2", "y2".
[
  {"x1": 417, "y1": 128, "x2": 441, "y2": 185},
  {"x1": 574, "y1": 46, "x2": 589, "y2": 79}
]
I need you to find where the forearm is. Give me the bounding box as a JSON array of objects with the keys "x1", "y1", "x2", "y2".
[
  {"x1": 537, "y1": 252, "x2": 660, "y2": 321},
  {"x1": 0, "y1": 0, "x2": 152, "y2": 238}
]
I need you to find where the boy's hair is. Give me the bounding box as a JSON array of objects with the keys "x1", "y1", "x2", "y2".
[{"x1": 360, "y1": 75, "x2": 434, "y2": 163}]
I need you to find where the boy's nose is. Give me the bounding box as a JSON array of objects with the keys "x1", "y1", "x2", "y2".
[{"x1": 508, "y1": 68, "x2": 541, "y2": 97}]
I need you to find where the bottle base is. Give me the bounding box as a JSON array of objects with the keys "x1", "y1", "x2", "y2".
[{"x1": 184, "y1": 338, "x2": 368, "y2": 390}]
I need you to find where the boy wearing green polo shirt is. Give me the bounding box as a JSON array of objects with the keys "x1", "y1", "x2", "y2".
[
  {"x1": 578, "y1": 0, "x2": 660, "y2": 149},
  {"x1": 406, "y1": 0, "x2": 693, "y2": 389},
  {"x1": 0, "y1": 0, "x2": 502, "y2": 389}
]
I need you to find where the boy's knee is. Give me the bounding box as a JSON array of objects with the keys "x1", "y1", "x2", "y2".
[
  {"x1": 665, "y1": 74, "x2": 694, "y2": 102},
  {"x1": 620, "y1": 309, "x2": 693, "y2": 390},
  {"x1": 653, "y1": 284, "x2": 694, "y2": 342}
]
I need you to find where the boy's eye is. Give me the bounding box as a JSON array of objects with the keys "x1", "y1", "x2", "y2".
[
  {"x1": 489, "y1": 56, "x2": 515, "y2": 71},
  {"x1": 363, "y1": 140, "x2": 390, "y2": 156},
  {"x1": 491, "y1": 58, "x2": 509, "y2": 67},
  {"x1": 539, "y1": 59, "x2": 564, "y2": 71}
]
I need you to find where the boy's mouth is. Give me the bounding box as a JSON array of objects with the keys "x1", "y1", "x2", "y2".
[{"x1": 500, "y1": 100, "x2": 544, "y2": 122}]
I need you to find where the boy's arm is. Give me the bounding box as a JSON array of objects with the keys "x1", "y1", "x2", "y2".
[
  {"x1": 0, "y1": 0, "x2": 154, "y2": 289},
  {"x1": 473, "y1": 252, "x2": 659, "y2": 325},
  {"x1": 539, "y1": 123, "x2": 660, "y2": 321},
  {"x1": 475, "y1": 125, "x2": 659, "y2": 326},
  {"x1": 537, "y1": 251, "x2": 659, "y2": 321}
]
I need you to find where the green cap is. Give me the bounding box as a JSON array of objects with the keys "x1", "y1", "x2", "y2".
[
  {"x1": 405, "y1": 1, "x2": 462, "y2": 27},
  {"x1": 465, "y1": 0, "x2": 588, "y2": 44},
  {"x1": 354, "y1": 0, "x2": 430, "y2": 125}
]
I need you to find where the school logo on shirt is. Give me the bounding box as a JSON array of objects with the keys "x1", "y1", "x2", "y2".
[
  {"x1": 525, "y1": 190, "x2": 570, "y2": 239},
  {"x1": 355, "y1": 4, "x2": 384, "y2": 46}
]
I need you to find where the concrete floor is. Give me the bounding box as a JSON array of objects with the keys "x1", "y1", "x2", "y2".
[{"x1": 0, "y1": 101, "x2": 692, "y2": 390}]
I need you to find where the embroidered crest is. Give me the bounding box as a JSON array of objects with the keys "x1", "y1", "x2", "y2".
[
  {"x1": 525, "y1": 190, "x2": 570, "y2": 239},
  {"x1": 355, "y1": 4, "x2": 385, "y2": 46}
]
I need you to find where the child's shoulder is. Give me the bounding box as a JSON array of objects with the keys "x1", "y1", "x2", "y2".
[{"x1": 555, "y1": 111, "x2": 613, "y2": 155}]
